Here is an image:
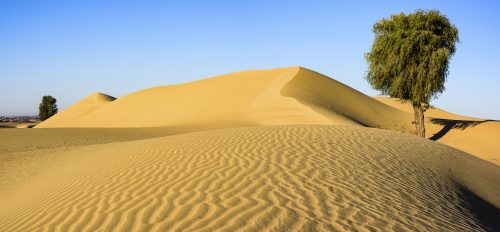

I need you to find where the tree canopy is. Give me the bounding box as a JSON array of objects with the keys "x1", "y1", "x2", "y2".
[
  {"x1": 39, "y1": 95, "x2": 58, "y2": 121},
  {"x1": 365, "y1": 9, "x2": 459, "y2": 106}
]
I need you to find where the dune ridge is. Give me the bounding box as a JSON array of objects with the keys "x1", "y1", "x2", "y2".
[{"x1": 0, "y1": 125, "x2": 498, "y2": 231}]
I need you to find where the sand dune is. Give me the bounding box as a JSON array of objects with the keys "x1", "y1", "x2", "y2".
[
  {"x1": 374, "y1": 96, "x2": 500, "y2": 165},
  {"x1": 37, "y1": 92, "x2": 115, "y2": 128},
  {"x1": 0, "y1": 125, "x2": 498, "y2": 231},
  {"x1": 36, "y1": 66, "x2": 498, "y2": 165},
  {"x1": 36, "y1": 67, "x2": 413, "y2": 132}
]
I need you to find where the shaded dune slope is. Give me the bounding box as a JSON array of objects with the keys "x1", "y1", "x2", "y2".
[
  {"x1": 282, "y1": 68, "x2": 412, "y2": 131},
  {"x1": 36, "y1": 67, "x2": 413, "y2": 132},
  {"x1": 0, "y1": 125, "x2": 498, "y2": 231}
]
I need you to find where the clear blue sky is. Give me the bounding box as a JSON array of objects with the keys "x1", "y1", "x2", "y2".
[{"x1": 1, "y1": 1, "x2": 499, "y2": 119}]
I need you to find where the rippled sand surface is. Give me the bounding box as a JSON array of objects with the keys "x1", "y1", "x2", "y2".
[{"x1": 1, "y1": 125, "x2": 498, "y2": 231}]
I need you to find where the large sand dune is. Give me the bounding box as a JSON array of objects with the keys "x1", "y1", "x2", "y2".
[
  {"x1": 36, "y1": 67, "x2": 413, "y2": 132},
  {"x1": 1, "y1": 125, "x2": 499, "y2": 231}
]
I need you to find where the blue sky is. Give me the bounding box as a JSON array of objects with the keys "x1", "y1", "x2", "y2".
[{"x1": 1, "y1": 1, "x2": 499, "y2": 119}]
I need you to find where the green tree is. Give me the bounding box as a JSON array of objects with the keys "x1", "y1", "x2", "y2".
[
  {"x1": 365, "y1": 9, "x2": 459, "y2": 137},
  {"x1": 39, "y1": 95, "x2": 58, "y2": 121}
]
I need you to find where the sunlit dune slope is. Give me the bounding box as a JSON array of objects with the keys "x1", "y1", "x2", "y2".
[
  {"x1": 37, "y1": 92, "x2": 115, "y2": 128},
  {"x1": 0, "y1": 125, "x2": 498, "y2": 231},
  {"x1": 36, "y1": 67, "x2": 413, "y2": 132},
  {"x1": 374, "y1": 96, "x2": 500, "y2": 165}
]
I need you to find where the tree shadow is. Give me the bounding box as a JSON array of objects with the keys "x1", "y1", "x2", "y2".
[
  {"x1": 457, "y1": 185, "x2": 500, "y2": 231},
  {"x1": 429, "y1": 119, "x2": 498, "y2": 141}
]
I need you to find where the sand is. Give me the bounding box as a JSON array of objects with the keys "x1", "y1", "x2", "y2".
[
  {"x1": 0, "y1": 122, "x2": 39, "y2": 128},
  {"x1": 36, "y1": 67, "x2": 414, "y2": 132},
  {"x1": 2, "y1": 66, "x2": 499, "y2": 231},
  {"x1": 0, "y1": 127, "x2": 178, "y2": 155},
  {"x1": 373, "y1": 96, "x2": 483, "y2": 121},
  {"x1": 36, "y1": 66, "x2": 498, "y2": 165},
  {"x1": 35, "y1": 92, "x2": 115, "y2": 128},
  {"x1": 374, "y1": 96, "x2": 500, "y2": 165},
  {"x1": 0, "y1": 125, "x2": 499, "y2": 231}
]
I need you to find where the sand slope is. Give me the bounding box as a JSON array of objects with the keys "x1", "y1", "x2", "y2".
[
  {"x1": 37, "y1": 92, "x2": 115, "y2": 128},
  {"x1": 36, "y1": 67, "x2": 413, "y2": 132},
  {"x1": 0, "y1": 125, "x2": 498, "y2": 231},
  {"x1": 374, "y1": 96, "x2": 500, "y2": 165},
  {"x1": 35, "y1": 66, "x2": 499, "y2": 165}
]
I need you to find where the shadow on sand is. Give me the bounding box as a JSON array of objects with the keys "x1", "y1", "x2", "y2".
[
  {"x1": 458, "y1": 185, "x2": 500, "y2": 231},
  {"x1": 429, "y1": 119, "x2": 498, "y2": 141}
]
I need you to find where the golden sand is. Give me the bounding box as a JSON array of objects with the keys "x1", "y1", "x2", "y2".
[
  {"x1": 37, "y1": 67, "x2": 499, "y2": 165},
  {"x1": 1, "y1": 126, "x2": 498, "y2": 231},
  {"x1": 36, "y1": 67, "x2": 412, "y2": 131},
  {"x1": 1, "y1": 67, "x2": 498, "y2": 231},
  {"x1": 375, "y1": 96, "x2": 500, "y2": 165}
]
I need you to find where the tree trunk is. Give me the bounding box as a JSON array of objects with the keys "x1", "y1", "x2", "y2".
[{"x1": 412, "y1": 103, "x2": 425, "y2": 137}]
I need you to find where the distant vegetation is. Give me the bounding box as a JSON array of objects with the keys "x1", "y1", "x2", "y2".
[
  {"x1": 39, "y1": 95, "x2": 58, "y2": 121},
  {"x1": 365, "y1": 9, "x2": 459, "y2": 137}
]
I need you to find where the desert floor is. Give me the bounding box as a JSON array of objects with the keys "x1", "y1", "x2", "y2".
[{"x1": 1, "y1": 67, "x2": 498, "y2": 231}]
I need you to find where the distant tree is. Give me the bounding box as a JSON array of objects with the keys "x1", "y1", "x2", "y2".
[
  {"x1": 39, "y1": 95, "x2": 58, "y2": 121},
  {"x1": 365, "y1": 9, "x2": 459, "y2": 137}
]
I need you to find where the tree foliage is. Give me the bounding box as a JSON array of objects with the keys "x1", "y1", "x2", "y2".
[
  {"x1": 365, "y1": 9, "x2": 459, "y2": 137},
  {"x1": 365, "y1": 9, "x2": 459, "y2": 106},
  {"x1": 39, "y1": 95, "x2": 58, "y2": 121}
]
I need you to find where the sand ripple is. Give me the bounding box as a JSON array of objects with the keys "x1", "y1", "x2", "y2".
[{"x1": 0, "y1": 125, "x2": 498, "y2": 231}]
